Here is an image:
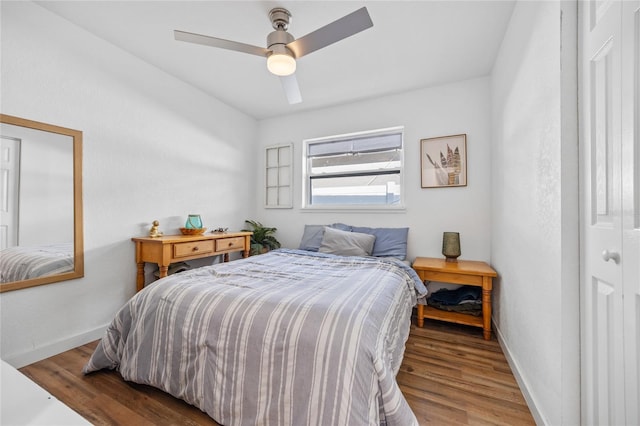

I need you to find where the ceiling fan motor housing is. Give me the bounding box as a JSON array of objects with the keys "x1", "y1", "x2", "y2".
[
  {"x1": 267, "y1": 30, "x2": 294, "y2": 56},
  {"x1": 267, "y1": 8, "x2": 295, "y2": 59}
]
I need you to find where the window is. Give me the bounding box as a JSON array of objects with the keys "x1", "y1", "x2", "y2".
[
  {"x1": 265, "y1": 144, "x2": 292, "y2": 208},
  {"x1": 303, "y1": 127, "x2": 404, "y2": 209}
]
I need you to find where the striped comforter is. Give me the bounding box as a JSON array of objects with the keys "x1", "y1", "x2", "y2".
[
  {"x1": 84, "y1": 249, "x2": 427, "y2": 425},
  {"x1": 0, "y1": 242, "x2": 74, "y2": 283}
]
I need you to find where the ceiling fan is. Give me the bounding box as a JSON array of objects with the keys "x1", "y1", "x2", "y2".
[{"x1": 174, "y1": 7, "x2": 373, "y2": 105}]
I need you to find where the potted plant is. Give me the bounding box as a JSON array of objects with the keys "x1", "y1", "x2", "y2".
[{"x1": 242, "y1": 220, "x2": 281, "y2": 255}]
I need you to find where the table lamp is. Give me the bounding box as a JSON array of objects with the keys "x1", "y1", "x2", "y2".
[{"x1": 442, "y1": 232, "x2": 461, "y2": 262}]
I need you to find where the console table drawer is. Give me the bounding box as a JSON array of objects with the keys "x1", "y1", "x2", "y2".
[
  {"x1": 174, "y1": 241, "x2": 214, "y2": 258},
  {"x1": 216, "y1": 237, "x2": 245, "y2": 252}
]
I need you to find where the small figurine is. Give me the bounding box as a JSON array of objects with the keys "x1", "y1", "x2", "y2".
[{"x1": 149, "y1": 220, "x2": 163, "y2": 238}]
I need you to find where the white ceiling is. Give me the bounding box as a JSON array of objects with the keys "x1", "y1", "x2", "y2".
[{"x1": 36, "y1": 1, "x2": 515, "y2": 120}]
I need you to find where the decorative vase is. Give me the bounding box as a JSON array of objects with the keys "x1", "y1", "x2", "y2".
[
  {"x1": 442, "y1": 232, "x2": 461, "y2": 262},
  {"x1": 185, "y1": 214, "x2": 203, "y2": 229}
]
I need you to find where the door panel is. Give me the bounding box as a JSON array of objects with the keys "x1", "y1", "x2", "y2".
[
  {"x1": 581, "y1": 1, "x2": 625, "y2": 425},
  {"x1": 585, "y1": 271, "x2": 625, "y2": 425},
  {"x1": 590, "y1": 37, "x2": 615, "y2": 222}
]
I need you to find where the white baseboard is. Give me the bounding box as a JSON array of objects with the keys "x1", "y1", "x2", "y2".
[
  {"x1": 3, "y1": 324, "x2": 109, "y2": 369},
  {"x1": 493, "y1": 320, "x2": 547, "y2": 426}
]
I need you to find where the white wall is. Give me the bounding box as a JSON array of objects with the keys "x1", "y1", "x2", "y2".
[
  {"x1": 256, "y1": 77, "x2": 493, "y2": 263},
  {"x1": 490, "y1": 1, "x2": 579, "y2": 425},
  {"x1": 0, "y1": 2, "x2": 258, "y2": 367}
]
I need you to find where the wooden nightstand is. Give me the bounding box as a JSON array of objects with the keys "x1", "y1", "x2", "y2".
[{"x1": 412, "y1": 257, "x2": 497, "y2": 340}]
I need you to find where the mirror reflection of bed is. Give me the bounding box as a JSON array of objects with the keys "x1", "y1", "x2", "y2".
[{"x1": 0, "y1": 114, "x2": 83, "y2": 292}]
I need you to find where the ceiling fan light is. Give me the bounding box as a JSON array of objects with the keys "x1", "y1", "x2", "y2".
[{"x1": 267, "y1": 52, "x2": 296, "y2": 76}]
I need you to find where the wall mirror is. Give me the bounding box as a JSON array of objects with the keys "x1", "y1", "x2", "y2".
[{"x1": 0, "y1": 114, "x2": 83, "y2": 292}]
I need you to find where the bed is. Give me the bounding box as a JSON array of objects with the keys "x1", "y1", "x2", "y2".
[
  {"x1": 84, "y1": 226, "x2": 427, "y2": 425},
  {"x1": 0, "y1": 242, "x2": 74, "y2": 283}
]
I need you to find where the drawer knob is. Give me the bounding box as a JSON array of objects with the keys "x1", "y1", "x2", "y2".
[
  {"x1": 228, "y1": 242, "x2": 233, "y2": 246},
  {"x1": 193, "y1": 247, "x2": 199, "y2": 251}
]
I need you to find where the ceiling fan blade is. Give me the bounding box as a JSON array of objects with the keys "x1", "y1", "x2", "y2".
[
  {"x1": 286, "y1": 7, "x2": 373, "y2": 58},
  {"x1": 280, "y1": 74, "x2": 302, "y2": 104},
  {"x1": 174, "y1": 30, "x2": 269, "y2": 57}
]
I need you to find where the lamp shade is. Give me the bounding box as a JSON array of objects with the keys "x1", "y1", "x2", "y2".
[
  {"x1": 442, "y1": 232, "x2": 461, "y2": 262},
  {"x1": 267, "y1": 52, "x2": 296, "y2": 76}
]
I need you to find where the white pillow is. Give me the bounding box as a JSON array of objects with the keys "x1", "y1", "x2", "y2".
[{"x1": 318, "y1": 227, "x2": 376, "y2": 257}]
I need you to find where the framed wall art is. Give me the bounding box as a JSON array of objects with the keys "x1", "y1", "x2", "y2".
[{"x1": 420, "y1": 134, "x2": 467, "y2": 188}]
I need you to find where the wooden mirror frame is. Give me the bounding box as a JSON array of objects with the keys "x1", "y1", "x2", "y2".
[{"x1": 0, "y1": 114, "x2": 84, "y2": 292}]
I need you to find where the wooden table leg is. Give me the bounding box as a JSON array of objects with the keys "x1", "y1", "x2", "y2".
[
  {"x1": 417, "y1": 304, "x2": 425, "y2": 327},
  {"x1": 482, "y1": 276, "x2": 493, "y2": 340},
  {"x1": 158, "y1": 265, "x2": 169, "y2": 278},
  {"x1": 243, "y1": 235, "x2": 251, "y2": 258},
  {"x1": 136, "y1": 262, "x2": 145, "y2": 292}
]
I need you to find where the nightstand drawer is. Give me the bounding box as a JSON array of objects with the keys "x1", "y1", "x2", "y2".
[
  {"x1": 174, "y1": 241, "x2": 214, "y2": 258},
  {"x1": 216, "y1": 237, "x2": 245, "y2": 252}
]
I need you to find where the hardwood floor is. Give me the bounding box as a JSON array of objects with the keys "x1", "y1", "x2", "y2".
[
  {"x1": 19, "y1": 320, "x2": 534, "y2": 425},
  {"x1": 400, "y1": 321, "x2": 535, "y2": 425}
]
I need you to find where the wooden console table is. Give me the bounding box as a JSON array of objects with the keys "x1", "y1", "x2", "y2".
[
  {"x1": 412, "y1": 257, "x2": 497, "y2": 340},
  {"x1": 132, "y1": 231, "x2": 252, "y2": 292}
]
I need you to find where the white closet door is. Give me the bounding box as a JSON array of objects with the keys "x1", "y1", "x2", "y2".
[
  {"x1": 580, "y1": 1, "x2": 639, "y2": 424},
  {"x1": 0, "y1": 136, "x2": 21, "y2": 249}
]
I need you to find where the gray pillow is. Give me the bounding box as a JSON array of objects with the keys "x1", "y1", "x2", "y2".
[
  {"x1": 298, "y1": 223, "x2": 354, "y2": 251},
  {"x1": 351, "y1": 226, "x2": 409, "y2": 260},
  {"x1": 318, "y1": 227, "x2": 376, "y2": 257},
  {"x1": 298, "y1": 225, "x2": 325, "y2": 251}
]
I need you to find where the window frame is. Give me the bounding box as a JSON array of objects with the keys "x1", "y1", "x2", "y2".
[
  {"x1": 302, "y1": 126, "x2": 405, "y2": 211},
  {"x1": 264, "y1": 143, "x2": 293, "y2": 209}
]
